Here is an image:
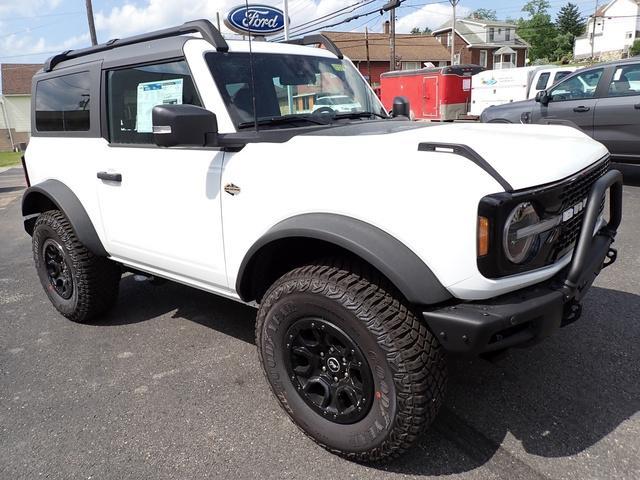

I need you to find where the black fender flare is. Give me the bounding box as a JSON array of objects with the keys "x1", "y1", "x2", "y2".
[
  {"x1": 236, "y1": 213, "x2": 452, "y2": 306},
  {"x1": 22, "y1": 179, "x2": 108, "y2": 257}
]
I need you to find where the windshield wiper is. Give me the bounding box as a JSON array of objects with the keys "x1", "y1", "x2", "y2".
[
  {"x1": 331, "y1": 111, "x2": 389, "y2": 120},
  {"x1": 238, "y1": 114, "x2": 330, "y2": 129}
]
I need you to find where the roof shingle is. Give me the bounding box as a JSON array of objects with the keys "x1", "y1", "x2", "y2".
[
  {"x1": 322, "y1": 31, "x2": 450, "y2": 63},
  {"x1": 1, "y1": 63, "x2": 41, "y2": 95}
]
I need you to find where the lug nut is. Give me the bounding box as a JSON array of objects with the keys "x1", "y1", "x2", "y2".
[
  {"x1": 334, "y1": 377, "x2": 338, "y2": 382},
  {"x1": 322, "y1": 366, "x2": 326, "y2": 371}
]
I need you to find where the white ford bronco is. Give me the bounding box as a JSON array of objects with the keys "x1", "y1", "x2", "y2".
[{"x1": 21, "y1": 20, "x2": 623, "y2": 462}]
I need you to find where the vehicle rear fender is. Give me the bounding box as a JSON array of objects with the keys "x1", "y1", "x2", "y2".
[{"x1": 21, "y1": 179, "x2": 108, "y2": 256}]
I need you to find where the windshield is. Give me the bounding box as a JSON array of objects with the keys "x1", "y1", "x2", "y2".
[{"x1": 205, "y1": 52, "x2": 385, "y2": 127}]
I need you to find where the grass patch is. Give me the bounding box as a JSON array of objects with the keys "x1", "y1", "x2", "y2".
[{"x1": 0, "y1": 151, "x2": 22, "y2": 168}]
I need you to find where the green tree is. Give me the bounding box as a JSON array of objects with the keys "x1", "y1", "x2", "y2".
[
  {"x1": 517, "y1": 0, "x2": 557, "y2": 61},
  {"x1": 553, "y1": 3, "x2": 585, "y2": 60},
  {"x1": 468, "y1": 8, "x2": 498, "y2": 21},
  {"x1": 410, "y1": 26, "x2": 432, "y2": 35},
  {"x1": 556, "y1": 2, "x2": 585, "y2": 37},
  {"x1": 630, "y1": 39, "x2": 640, "y2": 56}
]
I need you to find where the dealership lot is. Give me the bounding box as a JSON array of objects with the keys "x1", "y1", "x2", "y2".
[{"x1": 1, "y1": 166, "x2": 639, "y2": 480}]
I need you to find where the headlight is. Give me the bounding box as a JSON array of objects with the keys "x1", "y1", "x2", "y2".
[{"x1": 503, "y1": 202, "x2": 540, "y2": 264}]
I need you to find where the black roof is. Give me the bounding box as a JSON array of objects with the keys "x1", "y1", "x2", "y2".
[{"x1": 41, "y1": 19, "x2": 227, "y2": 73}]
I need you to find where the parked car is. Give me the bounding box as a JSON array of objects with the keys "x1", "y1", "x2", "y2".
[
  {"x1": 312, "y1": 94, "x2": 361, "y2": 113},
  {"x1": 21, "y1": 19, "x2": 623, "y2": 463},
  {"x1": 470, "y1": 65, "x2": 578, "y2": 116},
  {"x1": 481, "y1": 59, "x2": 640, "y2": 164}
]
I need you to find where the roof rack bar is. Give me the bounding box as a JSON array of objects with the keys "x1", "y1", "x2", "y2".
[
  {"x1": 44, "y1": 19, "x2": 228, "y2": 72},
  {"x1": 283, "y1": 34, "x2": 343, "y2": 59}
]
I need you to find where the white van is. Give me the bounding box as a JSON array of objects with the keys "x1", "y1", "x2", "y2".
[{"x1": 470, "y1": 65, "x2": 578, "y2": 116}]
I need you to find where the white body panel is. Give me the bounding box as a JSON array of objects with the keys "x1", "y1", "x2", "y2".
[{"x1": 24, "y1": 37, "x2": 610, "y2": 306}]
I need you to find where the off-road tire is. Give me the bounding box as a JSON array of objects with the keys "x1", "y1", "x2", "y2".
[
  {"x1": 32, "y1": 210, "x2": 121, "y2": 323},
  {"x1": 256, "y1": 258, "x2": 447, "y2": 462}
]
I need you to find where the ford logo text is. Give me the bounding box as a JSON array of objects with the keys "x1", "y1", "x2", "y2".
[{"x1": 225, "y1": 4, "x2": 286, "y2": 36}]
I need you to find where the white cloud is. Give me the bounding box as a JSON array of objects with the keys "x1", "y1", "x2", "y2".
[
  {"x1": 395, "y1": 3, "x2": 470, "y2": 34},
  {"x1": 95, "y1": 0, "x2": 383, "y2": 39},
  {"x1": 0, "y1": 0, "x2": 61, "y2": 17},
  {"x1": 0, "y1": 32, "x2": 89, "y2": 62}
]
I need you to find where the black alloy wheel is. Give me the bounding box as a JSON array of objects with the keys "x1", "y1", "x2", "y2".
[
  {"x1": 42, "y1": 238, "x2": 74, "y2": 299},
  {"x1": 285, "y1": 317, "x2": 374, "y2": 424}
]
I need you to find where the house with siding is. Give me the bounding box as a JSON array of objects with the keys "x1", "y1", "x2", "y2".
[
  {"x1": 432, "y1": 18, "x2": 529, "y2": 69},
  {"x1": 574, "y1": 0, "x2": 640, "y2": 60},
  {"x1": 322, "y1": 24, "x2": 451, "y2": 86},
  {"x1": 1, "y1": 63, "x2": 41, "y2": 151}
]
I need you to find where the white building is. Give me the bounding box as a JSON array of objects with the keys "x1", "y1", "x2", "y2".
[{"x1": 574, "y1": 0, "x2": 640, "y2": 60}]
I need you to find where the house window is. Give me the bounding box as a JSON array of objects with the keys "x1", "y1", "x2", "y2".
[
  {"x1": 498, "y1": 28, "x2": 502, "y2": 36},
  {"x1": 401, "y1": 61, "x2": 421, "y2": 70},
  {"x1": 488, "y1": 27, "x2": 495, "y2": 42},
  {"x1": 505, "y1": 29, "x2": 511, "y2": 41},
  {"x1": 626, "y1": 32, "x2": 633, "y2": 39},
  {"x1": 479, "y1": 50, "x2": 488, "y2": 68}
]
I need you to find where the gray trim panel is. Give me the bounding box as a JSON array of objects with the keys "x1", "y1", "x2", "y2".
[
  {"x1": 22, "y1": 179, "x2": 108, "y2": 257},
  {"x1": 237, "y1": 213, "x2": 452, "y2": 306}
]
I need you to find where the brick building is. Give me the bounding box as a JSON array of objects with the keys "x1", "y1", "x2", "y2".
[
  {"x1": 322, "y1": 24, "x2": 451, "y2": 87},
  {"x1": 1, "y1": 63, "x2": 41, "y2": 151},
  {"x1": 432, "y1": 19, "x2": 529, "y2": 70}
]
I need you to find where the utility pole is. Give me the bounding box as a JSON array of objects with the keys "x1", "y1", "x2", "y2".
[
  {"x1": 283, "y1": 0, "x2": 290, "y2": 40},
  {"x1": 283, "y1": 0, "x2": 294, "y2": 113},
  {"x1": 382, "y1": 0, "x2": 400, "y2": 71},
  {"x1": 365, "y1": 26, "x2": 372, "y2": 84},
  {"x1": 590, "y1": 0, "x2": 599, "y2": 64},
  {"x1": 449, "y1": 0, "x2": 460, "y2": 65},
  {"x1": 85, "y1": 0, "x2": 98, "y2": 46}
]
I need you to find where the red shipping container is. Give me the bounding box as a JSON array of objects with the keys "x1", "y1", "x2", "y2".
[{"x1": 380, "y1": 65, "x2": 485, "y2": 121}]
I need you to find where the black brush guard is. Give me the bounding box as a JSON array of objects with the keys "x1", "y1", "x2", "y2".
[{"x1": 423, "y1": 170, "x2": 623, "y2": 355}]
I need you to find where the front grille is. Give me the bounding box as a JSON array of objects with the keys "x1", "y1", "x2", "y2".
[{"x1": 552, "y1": 158, "x2": 610, "y2": 259}]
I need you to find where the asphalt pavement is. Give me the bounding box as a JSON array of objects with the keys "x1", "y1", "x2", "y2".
[{"x1": 1, "y1": 165, "x2": 639, "y2": 479}]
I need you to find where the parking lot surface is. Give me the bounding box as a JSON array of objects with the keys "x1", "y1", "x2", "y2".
[{"x1": 1, "y1": 166, "x2": 639, "y2": 480}]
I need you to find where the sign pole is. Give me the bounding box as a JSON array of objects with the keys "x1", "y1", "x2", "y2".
[{"x1": 284, "y1": 0, "x2": 294, "y2": 114}]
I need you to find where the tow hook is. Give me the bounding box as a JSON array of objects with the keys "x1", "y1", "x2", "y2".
[
  {"x1": 561, "y1": 301, "x2": 582, "y2": 327},
  {"x1": 603, "y1": 247, "x2": 617, "y2": 269}
]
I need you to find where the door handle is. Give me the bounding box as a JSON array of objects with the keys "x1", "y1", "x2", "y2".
[
  {"x1": 573, "y1": 106, "x2": 590, "y2": 113},
  {"x1": 97, "y1": 171, "x2": 122, "y2": 182}
]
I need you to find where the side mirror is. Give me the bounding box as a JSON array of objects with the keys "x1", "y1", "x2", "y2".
[
  {"x1": 392, "y1": 96, "x2": 411, "y2": 118},
  {"x1": 535, "y1": 90, "x2": 550, "y2": 106},
  {"x1": 152, "y1": 104, "x2": 218, "y2": 147}
]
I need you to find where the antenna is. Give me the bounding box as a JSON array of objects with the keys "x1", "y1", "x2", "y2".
[{"x1": 245, "y1": 0, "x2": 259, "y2": 133}]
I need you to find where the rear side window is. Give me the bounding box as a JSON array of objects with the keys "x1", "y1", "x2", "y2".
[
  {"x1": 106, "y1": 60, "x2": 202, "y2": 144},
  {"x1": 608, "y1": 64, "x2": 640, "y2": 97},
  {"x1": 534, "y1": 72, "x2": 550, "y2": 91},
  {"x1": 35, "y1": 72, "x2": 91, "y2": 132}
]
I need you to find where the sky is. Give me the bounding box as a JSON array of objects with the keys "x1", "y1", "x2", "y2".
[{"x1": 0, "y1": 0, "x2": 602, "y2": 64}]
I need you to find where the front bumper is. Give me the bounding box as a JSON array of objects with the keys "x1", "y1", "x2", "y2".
[{"x1": 423, "y1": 170, "x2": 623, "y2": 355}]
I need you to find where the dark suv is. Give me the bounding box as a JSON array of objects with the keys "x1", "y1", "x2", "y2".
[{"x1": 481, "y1": 58, "x2": 640, "y2": 164}]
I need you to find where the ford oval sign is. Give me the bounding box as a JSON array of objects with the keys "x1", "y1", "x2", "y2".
[{"x1": 225, "y1": 4, "x2": 286, "y2": 36}]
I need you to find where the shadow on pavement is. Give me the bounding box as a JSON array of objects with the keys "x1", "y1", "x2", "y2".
[
  {"x1": 96, "y1": 275, "x2": 257, "y2": 344},
  {"x1": 383, "y1": 286, "x2": 640, "y2": 476},
  {"x1": 96, "y1": 277, "x2": 639, "y2": 476}
]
